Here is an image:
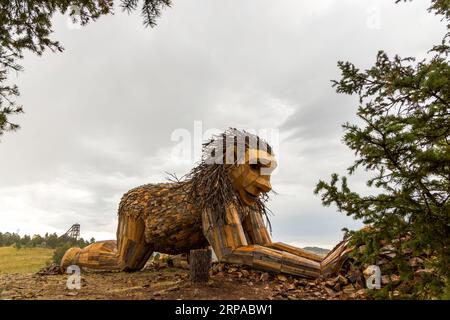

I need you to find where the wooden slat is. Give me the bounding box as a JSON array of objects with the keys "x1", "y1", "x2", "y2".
[{"x1": 269, "y1": 242, "x2": 323, "y2": 262}]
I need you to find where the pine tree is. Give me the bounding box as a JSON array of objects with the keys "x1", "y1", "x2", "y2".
[
  {"x1": 0, "y1": 0, "x2": 171, "y2": 139},
  {"x1": 315, "y1": 0, "x2": 449, "y2": 298}
]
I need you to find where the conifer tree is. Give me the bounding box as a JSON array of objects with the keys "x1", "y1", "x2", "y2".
[{"x1": 315, "y1": 0, "x2": 449, "y2": 298}]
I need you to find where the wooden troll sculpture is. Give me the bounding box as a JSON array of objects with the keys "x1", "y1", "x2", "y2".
[{"x1": 61, "y1": 128, "x2": 350, "y2": 278}]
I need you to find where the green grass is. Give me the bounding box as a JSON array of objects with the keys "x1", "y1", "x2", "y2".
[{"x1": 0, "y1": 246, "x2": 54, "y2": 274}]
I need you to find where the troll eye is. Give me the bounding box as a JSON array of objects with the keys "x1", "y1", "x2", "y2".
[{"x1": 249, "y1": 163, "x2": 260, "y2": 171}]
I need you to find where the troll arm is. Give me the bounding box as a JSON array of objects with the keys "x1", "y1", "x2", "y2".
[
  {"x1": 241, "y1": 210, "x2": 323, "y2": 263},
  {"x1": 242, "y1": 209, "x2": 353, "y2": 276},
  {"x1": 202, "y1": 206, "x2": 321, "y2": 278}
]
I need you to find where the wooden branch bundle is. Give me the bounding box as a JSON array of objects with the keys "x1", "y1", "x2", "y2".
[{"x1": 189, "y1": 248, "x2": 212, "y2": 283}]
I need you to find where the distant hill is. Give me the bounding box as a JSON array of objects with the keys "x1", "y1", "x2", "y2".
[{"x1": 302, "y1": 246, "x2": 330, "y2": 257}]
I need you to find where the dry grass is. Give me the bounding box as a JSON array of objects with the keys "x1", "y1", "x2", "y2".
[{"x1": 0, "y1": 246, "x2": 54, "y2": 274}]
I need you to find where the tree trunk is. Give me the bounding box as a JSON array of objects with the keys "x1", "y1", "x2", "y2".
[{"x1": 189, "y1": 248, "x2": 211, "y2": 283}]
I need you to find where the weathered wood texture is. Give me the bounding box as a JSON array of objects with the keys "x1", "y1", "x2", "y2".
[
  {"x1": 201, "y1": 205, "x2": 323, "y2": 279},
  {"x1": 60, "y1": 131, "x2": 353, "y2": 278},
  {"x1": 189, "y1": 248, "x2": 212, "y2": 283},
  {"x1": 61, "y1": 181, "x2": 351, "y2": 278},
  {"x1": 119, "y1": 183, "x2": 209, "y2": 255},
  {"x1": 61, "y1": 182, "x2": 209, "y2": 272},
  {"x1": 320, "y1": 240, "x2": 353, "y2": 278},
  {"x1": 268, "y1": 242, "x2": 323, "y2": 263}
]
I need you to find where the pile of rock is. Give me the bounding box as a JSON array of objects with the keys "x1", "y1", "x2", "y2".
[
  {"x1": 355, "y1": 243, "x2": 436, "y2": 297},
  {"x1": 36, "y1": 263, "x2": 62, "y2": 275},
  {"x1": 141, "y1": 242, "x2": 435, "y2": 299},
  {"x1": 209, "y1": 262, "x2": 367, "y2": 300}
]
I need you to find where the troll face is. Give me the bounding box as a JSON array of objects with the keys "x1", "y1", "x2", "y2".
[{"x1": 229, "y1": 148, "x2": 277, "y2": 206}]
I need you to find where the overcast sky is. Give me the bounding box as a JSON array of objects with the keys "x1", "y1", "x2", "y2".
[{"x1": 0, "y1": 0, "x2": 446, "y2": 248}]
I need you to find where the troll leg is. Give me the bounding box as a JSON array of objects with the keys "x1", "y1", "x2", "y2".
[{"x1": 60, "y1": 215, "x2": 153, "y2": 272}]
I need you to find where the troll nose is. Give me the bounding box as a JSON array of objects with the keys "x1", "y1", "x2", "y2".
[{"x1": 256, "y1": 177, "x2": 272, "y2": 193}]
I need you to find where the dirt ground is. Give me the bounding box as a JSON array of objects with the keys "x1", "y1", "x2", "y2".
[{"x1": 0, "y1": 262, "x2": 368, "y2": 300}]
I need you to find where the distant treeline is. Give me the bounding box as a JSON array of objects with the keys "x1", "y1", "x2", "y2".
[{"x1": 0, "y1": 232, "x2": 95, "y2": 249}]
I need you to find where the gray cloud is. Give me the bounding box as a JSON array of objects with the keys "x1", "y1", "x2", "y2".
[{"x1": 0, "y1": 0, "x2": 445, "y2": 246}]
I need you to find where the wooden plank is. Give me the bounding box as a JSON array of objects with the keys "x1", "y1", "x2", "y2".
[
  {"x1": 224, "y1": 225, "x2": 237, "y2": 249},
  {"x1": 253, "y1": 258, "x2": 282, "y2": 273},
  {"x1": 269, "y1": 242, "x2": 323, "y2": 262},
  {"x1": 252, "y1": 246, "x2": 282, "y2": 272},
  {"x1": 320, "y1": 240, "x2": 352, "y2": 276},
  {"x1": 280, "y1": 264, "x2": 319, "y2": 279},
  {"x1": 281, "y1": 251, "x2": 321, "y2": 273},
  {"x1": 228, "y1": 246, "x2": 255, "y2": 265}
]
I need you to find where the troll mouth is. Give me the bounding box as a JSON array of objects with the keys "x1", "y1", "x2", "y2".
[{"x1": 244, "y1": 190, "x2": 259, "y2": 200}]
